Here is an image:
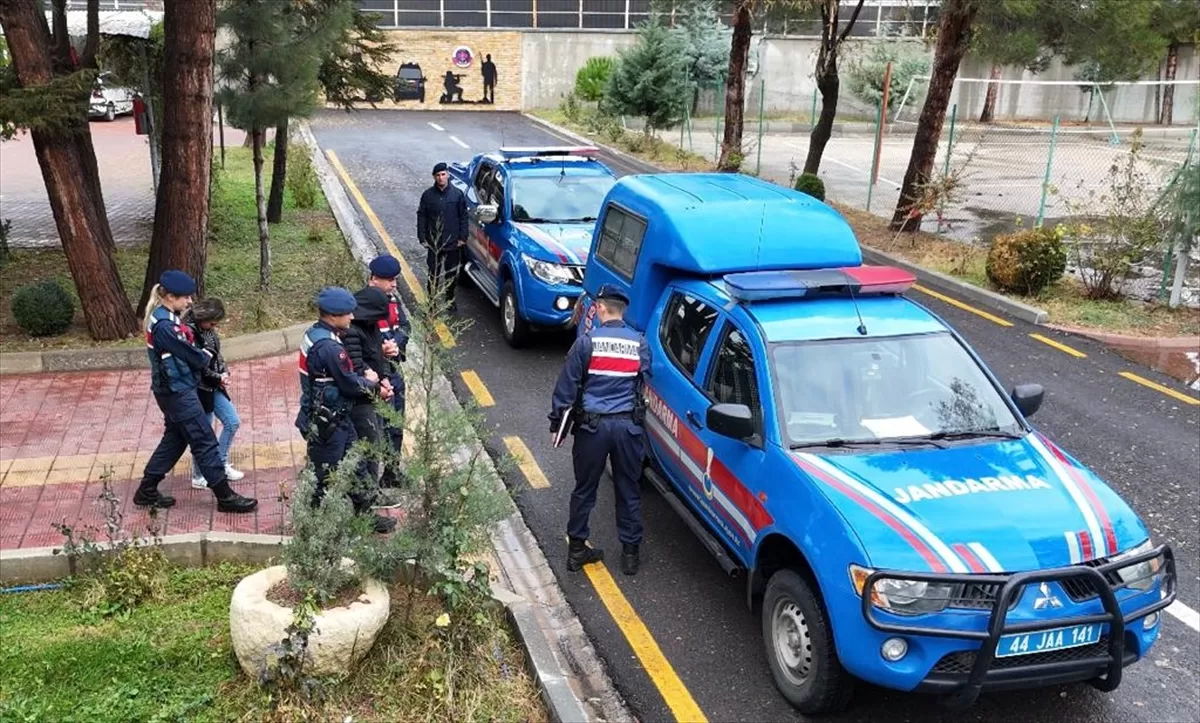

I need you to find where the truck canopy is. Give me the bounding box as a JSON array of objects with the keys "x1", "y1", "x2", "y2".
[{"x1": 582, "y1": 173, "x2": 864, "y2": 330}]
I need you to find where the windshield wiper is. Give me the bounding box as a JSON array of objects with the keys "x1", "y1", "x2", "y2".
[
  {"x1": 924, "y1": 428, "x2": 1026, "y2": 441},
  {"x1": 558, "y1": 216, "x2": 597, "y2": 223},
  {"x1": 789, "y1": 437, "x2": 945, "y2": 450}
]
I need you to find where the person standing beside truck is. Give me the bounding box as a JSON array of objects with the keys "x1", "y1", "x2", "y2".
[
  {"x1": 417, "y1": 162, "x2": 469, "y2": 312},
  {"x1": 548, "y1": 285, "x2": 650, "y2": 576}
]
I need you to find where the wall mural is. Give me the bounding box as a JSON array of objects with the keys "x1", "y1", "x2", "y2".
[{"x1": 373, "y1": 31, "x2": 521, "y2": 111}]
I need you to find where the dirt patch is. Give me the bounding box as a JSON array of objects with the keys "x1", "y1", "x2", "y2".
[{"x1": 266, "y1": 579, "x2": 367, "y2": 610}]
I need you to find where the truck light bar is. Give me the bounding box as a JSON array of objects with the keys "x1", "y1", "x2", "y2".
[
  {"x1": 723, "y1": 266, "x2": 916, "y2": 302},
  {"x1": 495, "y1": 146, "x2": 599, "y2": 160}
]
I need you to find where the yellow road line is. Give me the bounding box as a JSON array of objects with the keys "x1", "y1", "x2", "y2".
[
  {"x1": 503, "y1": 436, "x2": 549, "y2": 489},
  {"x1": 1119, "y1": 371, "x2": 1200, "y2": 406},
  {"x1": 1029, "y1": 333, "x2": 1087, "y2": 358},
  {"x1": 583, "y1": 562, "x2": 708, "y2": 722},
  {"x1": 461, "y1": 370, "x2": 495, "y2": 407},
  {"x1": 324, "y1": 149, "x2": 456, "y2": 348},
  {"x1": 912, "y1": 284, "x2": 1014, "y2": 327}
]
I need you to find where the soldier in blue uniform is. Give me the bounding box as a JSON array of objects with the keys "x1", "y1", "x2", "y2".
[
  {"x1": 363, "y1": 255, "x2": 411, "y2": 488},
  {"x1": 549, "y1": 285, "x2": 650, "y2": 575},
  {"x1": 135, "y1": 270, "x2": 258, "y2": 514},
  {"x1": 296, "y1": 287, "x2": 396, "y2": 534}
]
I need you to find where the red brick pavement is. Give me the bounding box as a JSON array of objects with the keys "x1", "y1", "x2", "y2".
[{"x1": 0, "y1": 352, "x2": 398, "y2": 551}]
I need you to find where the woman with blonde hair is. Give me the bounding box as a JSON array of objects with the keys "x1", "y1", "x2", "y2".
[{"x1": 134, "y1": 270, "x2": 257, "y2": 514}]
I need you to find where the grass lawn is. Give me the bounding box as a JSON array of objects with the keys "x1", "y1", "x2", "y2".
[
  {"x1": 525, "y1": 110, "x2": 1198, "y2": 338},
  {"x1": 0, "y1": 147, "x2": 363, "y2": 353},
  {"x1": 0, "y1": 562, "x2": 546, "y2": 723}
]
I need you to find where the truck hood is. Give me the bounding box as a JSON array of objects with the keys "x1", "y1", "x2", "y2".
[
  {"x1": 791, "y1": 432, "x2": 1146, "y2": 574},
  {"x1": 513, "y1": 221, "x2": 594, "y2": 266}
]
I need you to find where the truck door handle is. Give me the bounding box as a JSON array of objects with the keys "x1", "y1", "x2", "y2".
[{"x1": 686, "y1": 410, "x2": 703, "y2": 430}]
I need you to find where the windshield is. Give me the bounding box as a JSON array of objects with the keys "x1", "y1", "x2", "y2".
[
  {"x1": 771, "y1": 332, "x2": 1021, "y2": 447},
  {"x1": 510, "y1": 173, "x2": 615, "y2": 223}
]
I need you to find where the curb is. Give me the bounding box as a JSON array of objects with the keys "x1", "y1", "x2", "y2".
[
  {"x1": 0, "y1": 323, "x2": 313, "y2": 377},
  {"x1": 861, "y1": 246, "x2": 1050, "y2": 325},
  {"x1": 305, "y1": 119, "x2": 632, "y2": 723},
  {"x1": 1044, "y1": 325, "x2": 1200, "y2": 351},
  {"x1": 523, "y1": 113, "x2": 1051, "y2": 328}
]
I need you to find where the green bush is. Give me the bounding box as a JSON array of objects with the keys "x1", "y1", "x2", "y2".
[
  {"x1": 286, "y1": 138, "x2": 319, "y2": 210},
  {"x1": 794, "y1": 173, "x2": 825, "y2": 201},
  {"x1": 560, "y1": 91, "x2": 582, "y2": 123},
  {"x1": 11, "y1": 278, "x2": 74, "y2": 336},
  {"x1": 575, "y1": 56, "x2": 617, "y2": 102},
  {"x1": 985, "y1": 226, "x2": 1068, "y2": 295}
]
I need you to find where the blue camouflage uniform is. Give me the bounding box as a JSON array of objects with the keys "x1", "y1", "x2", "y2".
[
  {"x1": 296, "y1": 288, "x2": 379, "y2": 509},
  {"x1": 136, "y1": 270, "x2": 257, "y2": 513},
  {"x1": 549, "y1": 287, "x2": 650, "y2": 556}
]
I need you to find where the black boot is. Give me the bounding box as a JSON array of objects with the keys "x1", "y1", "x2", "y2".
[
  {"x1": 567, "y1": 537, "x2": 603, "y2": 571},
  {"x1": 621, "y1": 543, "x2": 640, "y2": 576},
  {"x1": 211, "y1": 481, "x2": 257, "y2": 514},
  {"x1": 371, "y1": 514, "x2": 397, "y2": 534},
  {"x1": 133, "y1": 482, "x2": 176, "y2": 509}
]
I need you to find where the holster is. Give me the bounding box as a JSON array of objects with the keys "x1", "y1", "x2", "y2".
[{"x1": 312, "y1": 403, "x2": 343, "y2": 443}]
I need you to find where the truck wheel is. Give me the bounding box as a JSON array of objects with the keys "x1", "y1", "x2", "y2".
[
  {"x1": 762, "y1": 569, "x2": 854, "y2": 714},
  {"x1": 500, "y1": 280, "x2": 530, "y2": 348}
]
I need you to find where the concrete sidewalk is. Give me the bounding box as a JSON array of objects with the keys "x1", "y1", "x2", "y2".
[{"x1": 0, "y1": 353, "x2": 382, "y2": 550}]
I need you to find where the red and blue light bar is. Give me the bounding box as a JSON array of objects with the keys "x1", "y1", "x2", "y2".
[
  {"x1": 723, "y1": 266, "x2": 916, "y2": 302},
  {"x1": 495, "y1": 146, "x2": 599, "y2": 161}
]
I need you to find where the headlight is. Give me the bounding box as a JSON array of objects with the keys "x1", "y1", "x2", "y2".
[
  {"x1": 523, "y1": 254, "x2": 576, "y2": 285},
  {"x1": 1113, "y1": 540, "x2": 1162, "y2": 592},
  {"x1": 850, "y1": 565, "x2": 955, "y2": 616}
]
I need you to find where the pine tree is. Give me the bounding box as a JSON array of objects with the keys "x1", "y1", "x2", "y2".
[
  {"x1": 673, "y1": 1, "x2": 730, "y2": 112},
  {"x1": 1151, "y1": 0, "x2": 1199, "y2": 125},
  {"x1": 265, "y1": 2, "x2": 393, "y2": 225},
  {"x1": 216, "y1": 0, "x2": 349, "y2": 290},
  {"x1": 606, "y1": 18, "x2": 690, "y2": 136}
]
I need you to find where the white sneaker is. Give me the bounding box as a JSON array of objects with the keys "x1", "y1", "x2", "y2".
[
  {"x1": 191, "y1": 474, "x2": 208, "y2": 490},
  {"x1": 224, "y1": 464, "x2": 245, "y2": 481}
]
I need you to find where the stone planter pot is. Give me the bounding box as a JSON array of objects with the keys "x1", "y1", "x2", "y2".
[{"x1": 229, "y1": 563, "x2": 391, "y2": 678}]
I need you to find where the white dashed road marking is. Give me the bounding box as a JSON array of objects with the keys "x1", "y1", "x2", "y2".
[
  {"x1": 449, "y1": 135, "x2": 470, "y2": 149},
  {"x1": 1167, "y1": 600, "x2": 1200, "y2": 633},
  {"x1": 428, "y1": 122, "x2": 445, "y2": 131}
]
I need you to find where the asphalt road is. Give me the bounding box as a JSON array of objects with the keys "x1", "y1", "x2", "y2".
[{"x1": 308, "y1": 109, "x2": 1200, "y2": 723}]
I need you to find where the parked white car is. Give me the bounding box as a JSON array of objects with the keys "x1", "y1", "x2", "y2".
[{"x1": 88, "y1": 72, "x2": 134, "y2": 122}]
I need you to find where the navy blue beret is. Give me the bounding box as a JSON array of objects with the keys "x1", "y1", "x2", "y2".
[
  {"x1": 316, "y1": 287, "x2": 357, "y2": 315},
  {"x1": 432, "y1": 162, "x2": 448, "y2": 175},
  {"x1": 596, "y1": 284, "x2": 629, "y2": 305},
  {"x1": 369, "y1": 254, "x2": 401, "y2": 279},
  {"x1": 159, "y1": 269, "x2": 197, "y2": 296}
]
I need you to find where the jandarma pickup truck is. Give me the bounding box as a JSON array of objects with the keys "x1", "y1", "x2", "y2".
[
  {"x1": 573, "y1": 172, "x2": 1177, "y2": 713},
  {"x1": 448, "y1": 146, "x2": 617, "y2": 347}
]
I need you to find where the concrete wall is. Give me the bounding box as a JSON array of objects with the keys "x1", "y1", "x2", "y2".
[{"x1": 518, "y1": 29, "x2": 1198, "y2": 126}]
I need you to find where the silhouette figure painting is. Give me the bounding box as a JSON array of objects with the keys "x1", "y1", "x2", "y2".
[
  {"x1": 440, "y1": 71, "x2": 465, "y2": 104},
  {"x1": 481, "y1": 54, "x2": 497, "y2": 104}
]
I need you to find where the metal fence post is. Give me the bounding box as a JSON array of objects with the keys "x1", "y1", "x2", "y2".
[
  {"x1": 1157, "y1": 127, "x2": 1198, "y2": 300},
  {"x1": 937, "y1": 103, "x2": 957, "y2": 234},
  {"x1": 1036, "y1": 114, "x2": 1060, "y2": 227},
  {"x1": 810, "y1": 90, "x2": 817, "y2": 131},
  {"x1": 757, "y1": 80, "x2": 765, "y2": 176},
  {"x1": 867, "y1": 98, "x2": 883, "y2": 212}
]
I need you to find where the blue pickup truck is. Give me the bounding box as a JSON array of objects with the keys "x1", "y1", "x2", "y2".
[
  {"x1": 574, "y1": 173, "x2": 1177, "y2": 713},
  {"x1": 447, "y1": 147, "x2": 617, "y2": 347}
]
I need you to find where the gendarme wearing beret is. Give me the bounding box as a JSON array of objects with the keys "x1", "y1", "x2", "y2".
[
  {"x1": 369, "y1": 254, "x2": 401, "y2": 280},
  {"x1": 159, "y1": 269, "x2": 197, "y2": 296},
  {"x1": 315, "y1": 287, "x2": 357, "y2": 315}
]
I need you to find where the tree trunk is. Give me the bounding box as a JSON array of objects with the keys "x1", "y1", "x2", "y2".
[
  {"x1": 139, "y1": 0, "x2": 216, "y2": 313},
  {"x1": 252, "y1": 127, "x2": 272, "y2": 291},
  {"x1": 889, "y1": 0, "x2": 977, "y2": 232},
  {"x1": 718, "y1": 0, "x2": 753, "y2": 172},
  {"x1": 1160, "y1": 44, "x2": 1178, "y2": 126},
  {"x1": 0, "y1": 0, "x2": 137, "y2": 340},
  {"x1": 803, "y1": 54, "x2": 839, "y2": 175},
  {"x1": 81, "y1": 0, "x2": 100, "y2": 68},
  {"x1": 979, "y1": 62, "x2": 1000, "y2": 123},
  {"x1": 266, "y1": 118, "x2": 289, "y2": 224}
]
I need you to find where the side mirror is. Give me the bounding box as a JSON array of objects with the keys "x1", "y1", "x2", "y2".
[
  {"x1": 1010, "y1": 383, "x2": 1044, "y2": 418},
  {"x1": 707, "y1": 403, "x2": 755, "y2": 441},
  {"x1": 474, "y1": 204, "x2": 498, "y2": 224}
]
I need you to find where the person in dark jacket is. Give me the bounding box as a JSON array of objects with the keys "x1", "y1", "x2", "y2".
[
  {"x1": 343, "y1": 286, "x2": 400, "y2": 509},
  {"x1": 183, "y1": 298, "x2": 245, "y2": 490},
  {"x1": 135, "y1": 270, "x2": 256, "y2": 514},
  {"x1": 362, "y1": 255, "x2": 411, "y2": 489},
  {"x1": 417, "y1": 162, "x2": 469, "y2": 311}
]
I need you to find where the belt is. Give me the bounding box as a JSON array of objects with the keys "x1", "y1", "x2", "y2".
[{"x1": 591, "y1": 411, "x2": 633, "y2": 418}]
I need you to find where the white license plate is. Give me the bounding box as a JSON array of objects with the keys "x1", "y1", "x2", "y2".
[{"x1": 995, "y1": 623, "x2": 1103, "y2": 658}]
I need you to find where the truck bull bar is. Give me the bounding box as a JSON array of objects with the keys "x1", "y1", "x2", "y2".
[{"x1": 861, "y1": 544, "x2": 1176, "y2": 710}]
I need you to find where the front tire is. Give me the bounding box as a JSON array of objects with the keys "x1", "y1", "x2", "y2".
[
  {"x1": 761, "y1": 569, "x2": 854, "y2": 714},
  {"x1": 500, "y1": 280, "x2": 530, "y2": 348}
]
